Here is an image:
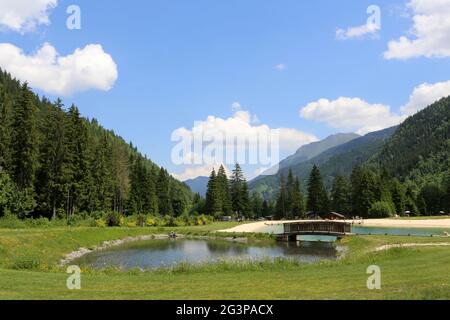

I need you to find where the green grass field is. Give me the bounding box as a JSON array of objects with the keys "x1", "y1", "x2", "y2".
[{"x1": 1, "y1": 223, "x2": 449, "y2": 300}]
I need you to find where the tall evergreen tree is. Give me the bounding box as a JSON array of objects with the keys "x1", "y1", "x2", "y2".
[
  {"x1": 217, "y1": 165, "x2": 232, "y2": 215},
  {"x1": 307, "y1": 165, "x2": 329, "y2": 214},
  {"x1": 330, "y1": 175, "x2": 351, "y2": 215},
  {"x1": 10, "y1": 83, "x2": 37, "y2": 190},
  {"x1": 291, "y1": 177, "x2": 306, "y2": 218},
  {"x1": 35, "y1": 99, "x2": 68, "y2": 219},
  {"x1": 65, "y1": 105, "x2": 90, "y2": 219},
  {"x1": 444, "y1": 171, "x2": 450, "y2": 213},
  {"x1": 351, "y1": 167, "x2": 380, "y2": 218},
  {"x1": 230, "y1": 164, "x2": 250, "y2": 216},
  {"x1": 156, "y1": 168, "x2": 173, "y2": 215},
  {"x1": 391, "y1": 179, "x2": 406, "y2": 215},
  {"x1": 205, "y1": 169, "x2": 222, "y2": 216},
  {"x1": 275, "y1": 174, "x2": 287, "y2": 219}
]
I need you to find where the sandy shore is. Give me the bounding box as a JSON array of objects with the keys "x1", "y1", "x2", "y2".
[{"x1": 219, "y1": 218, "x2": 450, "y2": 233}]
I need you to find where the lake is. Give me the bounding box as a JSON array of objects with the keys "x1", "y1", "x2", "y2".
[{"x1": 73, "y1": 239, "x2": 344, "y2": 270}]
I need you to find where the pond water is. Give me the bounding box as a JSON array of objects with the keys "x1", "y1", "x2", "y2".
[
  {"x1": 74, "y1": 239, "x2": 343, "y2": 270},
  {"x1": 352, "y1": 226, "x2": 449, "y2": 237}
]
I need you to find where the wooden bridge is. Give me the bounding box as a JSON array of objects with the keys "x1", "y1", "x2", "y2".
[{"x1": 276, "y1": 221, "x2": 352, "y2": 242}]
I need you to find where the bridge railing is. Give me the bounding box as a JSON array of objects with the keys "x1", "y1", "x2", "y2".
[{"x1": 283, "y1": 221, "x2": 351, "y2": 235}]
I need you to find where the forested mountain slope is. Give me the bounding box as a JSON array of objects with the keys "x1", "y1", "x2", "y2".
[
  {"x1": 0, "y1": 69, "x2": 192, "y2": 219},
  {"x1": 250, "y1": 127, "x2": 397, "y2": 199},
  {"x1": 370, "y1": 96, "x2": 450, "y2": 186}
]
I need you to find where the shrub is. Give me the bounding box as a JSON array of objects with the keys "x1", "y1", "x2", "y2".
[
  {"x1": 12, "y1": 257, "x2": 41, "y2": 270},
  {"x1": 196, "y1": 215, "x2": 213, "y2": 226},
  {"x1": 104, "y1": 211, "x2": 121, "y2": 227},
  {"x1": 162, "y1": 215, "x2": 176, "y2": 227},
  {"x1": 0, "y1": 214, "x2": 26, "y2": 228},
  {"x1": 146, "y1": 216, "x2": 158, "y2": 227},
  {"x1": 136, "y1": 214, "x2": 146, "y2": 227},
  {"x1": 95, "y1": 219, "x2": 106, "y2": 228},
  {"x1": 369, "y1": 201, "x2": 395, "y2": 218}
]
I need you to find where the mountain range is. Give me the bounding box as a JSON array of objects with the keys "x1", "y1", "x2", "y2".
[{"x1": 182, "y1": 96, "x2": 450, "y2": 202}]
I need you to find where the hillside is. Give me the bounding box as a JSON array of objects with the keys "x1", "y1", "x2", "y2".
[
  {"x1": 184, "y1": 176, "x2": 209, "y2": 197},
  {"x1": 0, "y1": 69, "x2": 192, "y2": 219},
  {"x1": 253, "y1": 133, "x2": 359, "y2": 180},
  {"x1": 250, "y1": 127, "x2": 397, "y2": 199},
  {"x1": 370, "y1": 96, "x2": 450, "y2": 185}
]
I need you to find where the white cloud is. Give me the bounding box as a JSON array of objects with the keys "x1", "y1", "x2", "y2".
[
  {"x1": 171, "y1": 108, "x2": 318, "y2": 180},
  {"x1": 0, "y1": 42, "x2": 118, "y2": 96},
  {"x1": 275, "y1": 63, "x2": 286, "y2": 71},
  {"x1": 173, "y1": 109, "x2": 317, "y2": 161},
  {"x1": 401, "y1": 80, "x2": 450, "y2": 115},
  {"x1": 336, "y1": 23, "x2": 379, "y2": 40},
  {"x1": 384, "y1": 0, "x2": 450, "y2": 59},
  {"x1": 0, "y1": 0, "x2": 57, "y2": 33},
  {"x1": 300, "y1": 97, "x2": 405, "y2": 135}
]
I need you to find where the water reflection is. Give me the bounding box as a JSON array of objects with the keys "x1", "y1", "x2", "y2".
[{"x1": 74, "y1": 239, "x2": 341, "y2": 270}]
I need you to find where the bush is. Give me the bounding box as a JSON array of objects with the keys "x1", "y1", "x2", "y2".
[
  {"x1": 104, "y1": 211, "x2": 121, "y2": 227},
  {"x1": 95, "y1": 219, "x2": 106, "y2": 228},
  {"x1": 162, "y1": 215, "x2": 176, "y2": 227},
  {"x1": 136, "y1": 214, "x2": 146, "y2": 227},
  {"x1": 12, "y1": 257, "x2": 41, "y2": 270},
  {"x1": 145, "y1": 216, "x2": 159, "y2": 227},
  {"x1": 0, "y1": 214, "x2": 26, "y2": 228},
  {"x1": 369, "y1": 201, "x2": 395, "y2": 218},
  {"x1": 195, "y1": 214, "x2": 213, "y2": 226}
]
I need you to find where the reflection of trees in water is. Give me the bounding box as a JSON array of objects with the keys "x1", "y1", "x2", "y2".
[{"x1": 206, "y1": 241, "x2": 249, "y2": 255}]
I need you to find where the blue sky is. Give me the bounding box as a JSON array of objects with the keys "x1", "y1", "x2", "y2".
[{"x1": 1, "y1": 0, "x2": 449, "y2": 180}]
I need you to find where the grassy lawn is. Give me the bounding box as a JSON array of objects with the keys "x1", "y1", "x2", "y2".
[{"x1": 0, "y1": 223, "x2": 450, "y2": 300}]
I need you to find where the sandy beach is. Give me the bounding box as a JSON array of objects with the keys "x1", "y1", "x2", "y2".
[{"x1": 219, "y1": 218, "x2": 450, "y2": 233}]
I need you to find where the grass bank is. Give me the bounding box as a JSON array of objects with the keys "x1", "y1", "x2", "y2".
[{"x1": 0, "y1": 223, "x2": 449, "y2": 300}]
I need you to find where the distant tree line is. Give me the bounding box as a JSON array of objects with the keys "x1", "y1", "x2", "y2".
[
  {"x1": 0, "y1": 69, "x2": 193, "y2": 221},
  {"x1": 274, "y1": 165, "x2": 450, "y2": 219}
]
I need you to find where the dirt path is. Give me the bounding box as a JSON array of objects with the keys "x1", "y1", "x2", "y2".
[{"x1": 374, "y1": 243, "x2": 450, "y2": 252}]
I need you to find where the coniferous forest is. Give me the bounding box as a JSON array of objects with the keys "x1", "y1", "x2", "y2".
[
  {"x1": 1, "y1": 68, "x2": 450, "y2": 224},
  {"x1": 0, "y1": 69, "x2": 194, "y2": 225}
]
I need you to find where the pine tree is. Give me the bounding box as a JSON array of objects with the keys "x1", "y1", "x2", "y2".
[
  {"x1": 250, "y1": 192, "x2": 264, "y2": 218},
  {"x1": 230, "y1": 164, "x2": 250, "y2": 216},
  {"x1": 205, "y1": 169, "x2": 222, "y2": 216},
  {"x1": 90, "y1": 133, "x2": 114, "y2": 211},
  {"x1": 444, "y1": 172, "x2": 450, "y2": 213},
  {"x1": 156, "y1": 168, "x2": 173, "y2": 215},
  {"x1": 275, "y1": 174, "x2": 287, "y2": 219},
  {"x1": 419, "y1": 183, "x2": 443, "y2": 216},
  {"x1": 307, "y1": 165, "x2": 329, "y2": 214},
  {"x1": 351, "y1": 167, "x2": 379, "y2": 218},
  {"x1": 217, "y1": 165, "x2": 232, "y2": 215},
  {"x1": 35, "y1": 99, "x2": 68, "y2": 219},
  {"x1": 330, "y1": 175, "x2": 351, "y2": 215},
  {"x1": 391, "y1": 179, "x2": 406, "y2": 215},
  {"x1": 291, "y1": 177, "x2": 305, "y2": 218},
  {"x1": 10, "y1": 83, "x2": 37, "y2": 190},
  {"x1": 262, "y1": 200, "x2": 272, "y2": 217},
  {"x1": 0, "y1": 169, "x2": 14, "y2": 217},
  {"x1": 9, "y1": 83, "x2": 37, "y2": 217},
  {"x1": 285, "y1": 170, "x2": 296, "y2": 216},
  {"x1": 65, "y1": 105, "x2": 90, "y2": 219},
  {"x1": 0, "y1": 90, "x2": 11, "y2": 169}
]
